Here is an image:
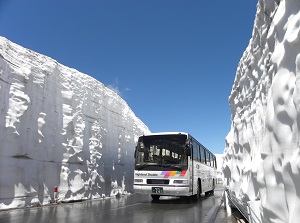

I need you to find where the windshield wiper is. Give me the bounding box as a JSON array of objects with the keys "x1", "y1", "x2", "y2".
[
  {"x1": 136, "y1": 164, "x2": 148, "y2": 170},
  {"x1": 173, "y1": 165, "x2": 184, "y2": 171},
  {"x1": 158, "y1": 164, "x2": 183, "y2": 171}
]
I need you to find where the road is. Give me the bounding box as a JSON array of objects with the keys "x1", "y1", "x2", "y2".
[{"x1": 0, "y1": 186, "x2": 239, "y2": 223}]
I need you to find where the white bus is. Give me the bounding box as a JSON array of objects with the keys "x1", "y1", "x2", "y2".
[{"x1": 133, "y1": 132, "x2": 217, "y2": 200}]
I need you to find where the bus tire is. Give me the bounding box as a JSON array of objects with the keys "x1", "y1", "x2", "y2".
[
  {"x1": 151, "y1": 195, "x2": 160, "y2": 200},
  {"x1": 197, "y1": 179, "x2": 201, "y2": 198},
  {"x1": 192, "y1": 179, "x2": 201, "y2": 200},
  {"x1": 211, "y1": 179, "x2": 215, "y2": 194}
]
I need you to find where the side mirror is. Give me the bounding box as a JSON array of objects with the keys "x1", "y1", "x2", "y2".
[
  {"x1": 185, "y1": 138, "x2": 192, "y2": 148},
  {"x1": 186, "y1": 148, "x2": 191, "y2": 156}
]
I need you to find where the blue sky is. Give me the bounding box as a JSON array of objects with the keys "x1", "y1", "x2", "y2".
[{"x1": 0, "y1": 0, "x2": 257, "y2": 154}]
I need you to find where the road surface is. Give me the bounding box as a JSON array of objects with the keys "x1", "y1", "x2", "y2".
[{"x1": 0, "y1": 185, "x2": 243, "y2": 223}]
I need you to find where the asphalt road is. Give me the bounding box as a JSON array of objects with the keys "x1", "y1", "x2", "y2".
[{"x1": 0, "y1": 186, "x2": 235, "y2": 223}]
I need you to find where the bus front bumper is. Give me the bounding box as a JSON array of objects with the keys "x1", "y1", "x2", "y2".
[{"x1": 133, "y1": 185, "x2": 191, "y2": 197}]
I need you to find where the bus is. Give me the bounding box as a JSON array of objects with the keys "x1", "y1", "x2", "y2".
[{"x1": 133, "y1": 132, "x2": 217, "y2": 200}]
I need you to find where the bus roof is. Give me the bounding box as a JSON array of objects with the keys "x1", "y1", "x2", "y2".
[{"x1": 141, "y1": 132, "x2": 189, "y2": 137}]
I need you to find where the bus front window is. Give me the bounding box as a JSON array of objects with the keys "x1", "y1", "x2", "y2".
[{"x1": 135, "y1": 134, "x2": 189, "y2": 170}]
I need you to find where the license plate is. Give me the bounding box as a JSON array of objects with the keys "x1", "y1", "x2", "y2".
[{"x1": 152, "y1": 187, "x2": 163, "y2": 194}]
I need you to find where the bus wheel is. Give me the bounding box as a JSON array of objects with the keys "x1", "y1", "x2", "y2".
[
  {"x1": 151, "y1": 195, "x2": 160, "y2": 200},
  {"x1": 197, "y1": 179, "x2": 201, "y2": 198},
  {"x1": 211, "y1": 180, "x2": 215, "y2": 195},
  {"x1": 192, "y1": 179, "x2": 201, "y2": 200}
]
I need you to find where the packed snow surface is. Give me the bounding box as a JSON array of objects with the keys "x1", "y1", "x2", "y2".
[
  {"x1": 223, "y1": 0, "x2": 300, "y2": 222},
  {"x1": 0, "y1": 36, "x2": 150, "y2": 209}
]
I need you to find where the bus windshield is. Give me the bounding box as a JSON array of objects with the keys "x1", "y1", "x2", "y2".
[{"x1": 135, "y1": 134, "x2": 189, "y2": 171}]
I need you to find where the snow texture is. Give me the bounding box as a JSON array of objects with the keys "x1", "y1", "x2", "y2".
[
  {"x1": 0, "y1": 36, "x2": 150, "y2": 210},
  {"x1": 223, "y1": 0, "x2": 300, "y2": 222}
]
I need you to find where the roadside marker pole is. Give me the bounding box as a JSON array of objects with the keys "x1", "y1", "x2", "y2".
[{"x1": 54, "y1": 186, "x2": 58, "y2": 202}]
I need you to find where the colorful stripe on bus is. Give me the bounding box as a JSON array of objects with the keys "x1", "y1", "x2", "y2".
[{"x1": 161, "y1": 170, "x2": 187, "y2": 178}]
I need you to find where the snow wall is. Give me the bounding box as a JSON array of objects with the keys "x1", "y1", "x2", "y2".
[
  {"x1": 0, "y1": 36, "x2": 150, "y2": 210},
  {"x1": 223, "y1": 0, "x2": 300, "y2": 222}
]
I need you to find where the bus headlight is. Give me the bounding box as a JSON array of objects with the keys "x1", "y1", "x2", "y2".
[
  {"x1": 134, "y1": 179, "x2": 143, "y2": 183},
  {"x1": 173, "y1": 180, "x2": 188, "y2": 184}
]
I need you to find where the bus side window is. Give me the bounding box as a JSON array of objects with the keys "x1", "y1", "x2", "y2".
[
  {"x1": 212, "y1": 154, "x2": 215, "y2": 167},
  {"x1": 200, "y1": 146, "x2": 205, "y2": 164},
  {"x1": 206, "y1": 151, "x2": 210, "y2": 166},
  {"x1": 215, "y1": 157, "x2": 217, "y2": 168},
  {"x1": 192, "y1": 140, "x2": 200, "y2": 161},
  {"x1": 212, "y1": 155, "x2": 215, "y2": 168},
  {"x1": 196, "y1": 144, "x2": 200, "y2": 162}
]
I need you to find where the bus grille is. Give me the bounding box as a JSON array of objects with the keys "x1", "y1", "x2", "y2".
[{"x1": 147, "y1": 179, "x2": 169, "y2": 185}]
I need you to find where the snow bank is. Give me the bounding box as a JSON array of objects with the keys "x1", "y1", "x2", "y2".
[
  {"x1": 215, "y1": 154, "x2": 224, "y2": 184},
  {"x1": 223, "y1": 0, "x2": 300, "y2": 222},
  {"x1": 0, "y1": 36, "x2": 150, "y2": 209}
]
